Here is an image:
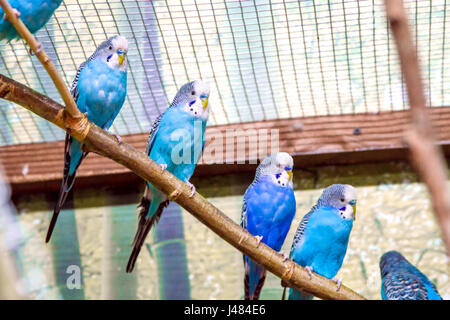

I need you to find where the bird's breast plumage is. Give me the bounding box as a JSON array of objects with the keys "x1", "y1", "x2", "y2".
[
  {"x1": 149, "y1": 107, "x2": 207, "y2": 182},
  {"x1": 0, "y1": 0, "x2": 63, "y2": 41},
  {"x1": 244, "y1": 176, "x2": 296, "y2": 251},
  {"x1": 291, "y1": 206, "x2": 353, "y2": 278},
  {"x1": 76, "y1": 60, "x2": 127, "y2": 128}
]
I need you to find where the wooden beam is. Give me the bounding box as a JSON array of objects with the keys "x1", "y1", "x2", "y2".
[{"x1": 2, "y1": 107, "x2": 450, "y2": 194}]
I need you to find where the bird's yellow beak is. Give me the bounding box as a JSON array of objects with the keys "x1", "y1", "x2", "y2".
[
  {"x1": 201, "y1": 96, "x2": 208, "y2": 110},
  {"x1": 286, "y1": 169, "x2": 293, "y2": 181},
  {"x1": 117, "y1": 50, "x2": 125, "y2": 65},
  {"x1": 350, "y1": 200, "x2": 357, "y2": 220}
]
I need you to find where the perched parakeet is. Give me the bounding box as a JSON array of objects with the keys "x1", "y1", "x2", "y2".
[
  {"x1": 126, "y1": 80, "x2": 210, "y2": 273},
  {"x1": 380, "y1": 250, "x2": 442, "y2": 300},
  {"x1": 286, "y1": 184, "x2": 357, "y2": 300},
  {"x1": 241, "y1": 152, "x2": 296, "y2": 300},
  {"x1": 0, "y1": 0, "x2": 62, "y2": 42},
  {"x1": 45, "y1": 35, "x2": 128, "y2": 243}
]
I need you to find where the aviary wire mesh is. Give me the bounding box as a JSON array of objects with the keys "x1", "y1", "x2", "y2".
[{"x1": 0, "y1": 0, "x2": 448, "y2": 146}]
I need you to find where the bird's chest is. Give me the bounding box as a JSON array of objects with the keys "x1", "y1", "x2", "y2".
[{"x1": 79, "y1": 64, "x2": 126, "y2": 120}]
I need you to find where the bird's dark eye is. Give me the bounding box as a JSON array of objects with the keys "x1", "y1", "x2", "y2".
[
  {"x1": 340, "y1": 198, "x2": 345, "y2": 202},
  {"x1": 191, "y1": 91, "x2": 195, "y2": 95},
  {"x1": 109, "y1": 46, "x2": 113, "y2": 50}
]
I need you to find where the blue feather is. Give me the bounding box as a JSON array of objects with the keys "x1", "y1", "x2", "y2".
[
  {"x1": 380, "y1": 250, "x2": 442, "y2": 300},
  {"x1": 69, "y1": 58, "x2": 127, "y2": 175}
]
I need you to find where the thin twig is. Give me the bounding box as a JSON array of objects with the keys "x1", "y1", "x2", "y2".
[
  {"x1": 0, "y1": 74, "x2": 366, "y2": 300},
  {"x1": 385, "y1": 0, "x2": 450, "y2": 258},
  {"x1": 0, "y1": 0, "x2": 82, "y2": 119}
]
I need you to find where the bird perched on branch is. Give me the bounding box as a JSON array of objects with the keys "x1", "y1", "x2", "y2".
[
  {"x1": 379, "y1": 250, "x2": 442, "y2": 300},
  {"x1": 0, "y1": 0, "x2": 62, "y2": 46},
  {"x1": 126, "y1": 80, "x2": 210, "y2": 273},
  {"x1": 241, "y1": 152, "x2": 296, "y2": 300},
  {"x1": 284, "y1": 184, "x2": 357, "y2": 300},
  {"x1": 46, "y1": 35, "x2": 128, "y2": 243}
]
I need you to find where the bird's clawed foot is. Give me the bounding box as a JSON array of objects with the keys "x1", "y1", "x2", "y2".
[
  {"x1": 332, "y1": 277, "x2": 342, "y2": 292},
  {"x1": 4, "y1": 8, "x2": 20, "y2": 21},
  {"x1": 29, "y1": 42, "x2": 42, "y2": 56},
  {"x1": 305, "y1": 266, "x2": 314, "y2": 280},
  {"x1": 281, "y1": 252, "x2": 289, "y2": 262},
  {"x1": 159, "y1": 163, "x2": 167, "y2": 172},
  {"x1": 185, "y1": 180, "x2": 196, "y2": 198},
  {"x1": 255, "y1": 235, "x2": 263, "y2": 247}
]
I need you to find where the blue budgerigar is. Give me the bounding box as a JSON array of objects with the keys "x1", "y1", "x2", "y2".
[
  {"x1": 0, "y1": 0, "x2": 62, "y2": 42},
  {"x1": 241, "y1": 152, "x2": 296, "y2": 300},
  {"x1": 46, "y1": 35, "x2": 129, "y2": 243},
  {"x1": 379, "y1": 250, "x2": 442, "y2": 300},
  {"x1": 286, "y1": 184, "x2": 357, "y2": 300},
  {"x1": 126, "y1": 80, "x2": 210, "y2": 273}
]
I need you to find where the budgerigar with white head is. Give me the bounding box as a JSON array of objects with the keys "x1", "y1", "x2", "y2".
[
  {"x1": 241, "y1": 152, "x2": 296, "y2": 300},
  {"x1": 380, "y1": 250, "x2": 442, "y2": 300},
  {"x1": 46, "y1": 35, "x2": 128, "y2": 242},
  {"x1": 286, "y1": 184, "x2": 357, "y2": 300},
  {"x1": 0, "y1": 0, "x2": 63, "y2": 42},
  {"x1": 126, "y1": 80, "x2": 210, "y2": 273}
]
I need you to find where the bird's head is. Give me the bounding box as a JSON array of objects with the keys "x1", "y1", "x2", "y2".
[
  {"x1": 173, "y1": 80, "x2": 210, "y2": 120},
  {"x1": 97, "y1": 35, "x2": 129, "y2": 71},
  {"x1": 379, "y1": 250, "x2": 409, "y2": 277},
  {"x1": 317, "y1": 184, "x2": 357, "y2": 220},
  {"x1": 255, "y1": 152, "x2": 294, "y2": 188}
]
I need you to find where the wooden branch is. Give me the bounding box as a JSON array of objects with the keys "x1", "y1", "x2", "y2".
[
  {"x1": 385, "y1": 0, "x2": 450, "y2": 257},
  {"x1": 0, "y1": 74, "x2": 366, "y2": 300},
  {"x1": 0, "y1": 0, "x2": 82, "y2": 119}
]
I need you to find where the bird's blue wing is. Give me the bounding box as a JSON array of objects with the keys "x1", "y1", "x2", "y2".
[
  {"x1": 70, "y1": 61, "x2": 87, "y2": 107},
  {"x1": 382, "y1": 272, "x2": 428, "y2": 300},
  {"x1": 146, "y1": 115, "x2": 161, "y2": 155},
  {"x1": 410, "y1": 265, "x2": 442, "y2": 300},
  {"x1": 240, "y1": 185, "x2": 252, "y2": 229}
]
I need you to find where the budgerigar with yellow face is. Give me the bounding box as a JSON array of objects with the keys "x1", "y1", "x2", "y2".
[
  {"x1": 241, "y1": 152, "x2": 296, "y2": 300},
  {"x1": 46, "y1": 35, "x2": 129, "y2": 243},
  {"x1": 126, "y1": 80, "x2": 210, "y2": 273}
]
